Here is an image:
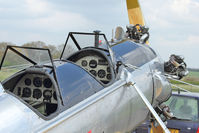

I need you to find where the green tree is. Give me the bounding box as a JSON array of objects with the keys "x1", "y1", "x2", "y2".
[
  {"x1": 22, "y1": 41, "x2": 47, "y2": 48},
  {"x1": 46, "y1": 44, "x2": 60, "y2": 59},
  {"x1": 0, "y1": 42, "x2": 15, "y2": 63}
]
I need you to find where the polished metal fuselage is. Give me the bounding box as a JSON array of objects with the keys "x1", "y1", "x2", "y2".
[{"x1": 0, "y1": 54, "x2": 171, "y2": 133}]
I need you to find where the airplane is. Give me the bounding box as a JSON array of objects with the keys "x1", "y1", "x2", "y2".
[{"x1": 0, "y1": 0, "x2": 188, "y2": 133}]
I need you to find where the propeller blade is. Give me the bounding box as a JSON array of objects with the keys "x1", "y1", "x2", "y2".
[{"x1": 126, "y1": 0, "x2": 145, "y2": 26}]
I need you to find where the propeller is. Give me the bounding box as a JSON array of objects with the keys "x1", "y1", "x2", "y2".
[{"x1": 126, "y1": 0, "x2": 145, "y2": 25}]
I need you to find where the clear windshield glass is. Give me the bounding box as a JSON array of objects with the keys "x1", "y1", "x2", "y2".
[
  {"x1": 13, "y1": 47, "x2": 52, "y2": 65},
  {"x1": 72, "y1": 34, "x2": 108, "y2": 49},
  {"x1": 165, "y1": 95, "x2": 198, "y2": 121},
  {"x1": 61, "y1": 33, "x2": 109, "y2": 59},
  {"x1": 61, "y1": 37, "x2": 79, "y2": 59},
  {"x1": 0, "y1": 46, "x2": 53, "y2": 81}
]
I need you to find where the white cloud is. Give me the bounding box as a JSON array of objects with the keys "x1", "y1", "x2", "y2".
[
  {"x1": 26, "y1": 11, "x2": 97, "y2": 31},
  {"x1": 24, "y1": 0, "x2": 49, "y2": 15},
  {"x1": 171, "y1": 0, "x2": 190, "y2": 15},
  {"x1": 151, "y1": 35, "x2": 199, "y2": 68},
  {"x1": 152, "y1": 35, "x2": 199, "y2": 47},
  {"x1": 0, "y1": 0, "x2": 100, "y2": 45},
  {"x1": 0, "y1": 0, "x2": 98, "y2": 32},
  {"x1": 0, "y1": 0, "x2": 199, "y2": 68},
  {"x1": 20, "y1": 0, "x2": 97, "y2": 31},
  {"x1": 141, "y1": 0, "x2": 199, "y2": 30},
  {"x1": 170, "y1": 0, "x2": 199, "y2": 23},
  {"x1": 140, "y1": 0, "x2": 199, "y2": 68}
]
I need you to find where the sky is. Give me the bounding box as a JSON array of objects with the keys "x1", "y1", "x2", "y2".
[{"x1": 0, "y1": 0, "x2": 199, "y2": 68}]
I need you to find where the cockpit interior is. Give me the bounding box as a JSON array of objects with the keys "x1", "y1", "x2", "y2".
[
  {"x1": 1, "y1": 48, "x2": 115, "y2": 118},
  {"x1": 67, "y1": 48, "x2": 114, "y2": 85},
  {"x1": 0, "y1": 32, "x2": 115, "y2": 118},
  {"x1": 13, "y1": 73, "x2": 57, "y2": 116},
  {"x1": 3, "y1": 70, "x2": 58, "y2": 117}
]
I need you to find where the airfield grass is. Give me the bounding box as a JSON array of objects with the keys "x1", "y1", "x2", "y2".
[
  {"x1": 171, "y1": 84, "x2": 199, "y2": 92},
  {"x1": 170, "y1": 70, "x2": 199, "y2": 92},
  {"x1": 0, "y1": 69, "x2": 19, "y2": 82},
  {"x1": 188, "y1": 71, "x2": 199, "y2": 78}
]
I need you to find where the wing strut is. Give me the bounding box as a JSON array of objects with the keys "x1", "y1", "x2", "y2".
[{"x1": 127, "y1": 82, "x2": 171, "y2": 133}]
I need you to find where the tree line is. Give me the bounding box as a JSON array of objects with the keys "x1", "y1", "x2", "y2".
[
  {"x1": 0, "y1": 41, "x2": 65, "y2": 67},
  {"x1": 0, "y1": 41, "x2": 65, "y2": 58}
]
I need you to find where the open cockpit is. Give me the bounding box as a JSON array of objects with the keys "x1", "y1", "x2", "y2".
[{"x1": 0, "y1": 32, "x2": 115, "y2": 118}]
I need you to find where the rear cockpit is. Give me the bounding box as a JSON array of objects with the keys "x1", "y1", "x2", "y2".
[
  {"x1": 60, "y1": 32, "x2": 115, "y2": 85},
  {"x1": 67, "y1": 48, "x2": 114, "y2": 85}
]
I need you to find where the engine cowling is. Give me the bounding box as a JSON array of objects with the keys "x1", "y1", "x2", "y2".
[{"x1": 153, "y1": 72, "x2": 172, "y2": 106}]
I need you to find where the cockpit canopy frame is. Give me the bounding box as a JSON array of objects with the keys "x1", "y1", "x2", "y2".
[
  {"x1": 0, "y1": 45, "x2": 59, "y2": 85},
  {"x1": 60, "y1": 32, "x2": 110, "y2": 60},
  {"x1": 0, "y1": 45, "x2": 55, "y2": 70}
]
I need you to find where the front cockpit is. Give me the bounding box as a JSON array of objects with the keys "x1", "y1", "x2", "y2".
[
  {"x1": 12, "y1": 73, "x2": 58, "y2": 116},
  {"x1": 2, "y1": 67, "x2": 59, "y2": 117}
]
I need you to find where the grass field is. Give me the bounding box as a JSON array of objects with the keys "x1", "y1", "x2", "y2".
[
  {"x1": 0, "y1": 69, "x2": 20, "y2": 82},
  {"x1": 188, "y1": 71, "x2": 199, "y2": 78},
  {"x1": 171, "y1": 84, "x2": 199, "y2": 92},
  {"x1": 170, "y1": 70, "x2": 199, "y2": 92}
]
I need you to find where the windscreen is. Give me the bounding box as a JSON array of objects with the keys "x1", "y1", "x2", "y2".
[
  {"x1": 56, "y1": 62, "x2": 103, "y2": 108},
  {"x1": 61, "y1": 33, "x2": 109, "y2": 59},
  {"x1": 0, "y1": 46, "x2": 53, "y2": 81},
  {"x1": 72, "y1": 34, "x2": 108, "y2": 49}
]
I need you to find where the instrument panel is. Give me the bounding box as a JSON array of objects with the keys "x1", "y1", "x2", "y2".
[
  {"x1": 13, "y1": 74, "x2": 57, "y2": 104},
  {"x1": 75, "y1": 55, "x2": 112, "y2": 84}
]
